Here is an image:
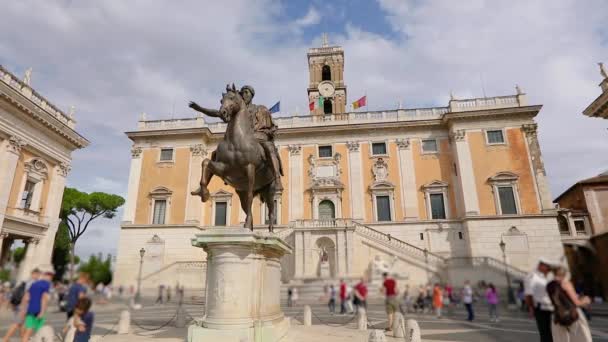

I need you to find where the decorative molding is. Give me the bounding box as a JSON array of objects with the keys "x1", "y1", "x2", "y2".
[
  {"x1": 395, "y1": 138, "x2": 410, "y2": 150},
  {"x1": 24, "y1": 158, "x2": 49, "y2": 180},
  {"x1": 0, "y1": 232, "x2": 8, "y2": 239},
  {"x1": 488, "y1": 171, "x2": 519, "y2": 184},
  {"x1": 522, "y1": 123, "x2": 537, "y2": 138},
  {"x1": 288, "y1": 144, "x2": 301, "y2": 155},
  {"x1": 147, "y1": 234, "x2": 165, "y2": 244},
  {"x1": 190, "y1": 144, "x2": 207, "y2": 156},
  {"x1": 449, "y1": 129, "x2": 466, "y2": 142},
  {"x1": 346, "y1": 141, "x2": 360, "y2": 152},
  {"x1": 29, "y1": 238, "x2": 40, "y2": 245},
  {"x1": 7, "y1": 136, "x2": 26, "y2": 154},
  {"x1": 131, "y1": 146, "x2": 143, "y2": 158},
  {"x1": 149, "y1": 186, "x2": 173, "y2": 198},
  {"x1": 372, "y1": 158, "x2": 389, "y2": 182},
  {"x1": 58, "y1": 162, "x2": 71, "y2": 177},
  {"x1": 422, "y1": 180, "x2": 449, "y2": 190}
]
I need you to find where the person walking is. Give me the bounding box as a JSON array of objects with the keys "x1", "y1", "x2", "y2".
[
  {"x1": 72, "y1": 297, "x2": 95, "y2": 342},
  {"x1": 339, "y1": 279, "x2": 347, "y2": 314},
  {"x1": 525, "y1": 258, "x2": 558, "y2": 342},
  {"x1": 155, "y1": 284, "x2": 165, "y2": 305},
  {"x1": 166, "y1": 286, "x2": 172, "y2": 303},
  {"x1": 21, "y1": 267, "x2": 54, "y2": 342},
  {"x1": 2, "y1": 268, "x2": 40, "y2": 342},
  {"x1": 381, "y1": 272, "x2": 398, "y2": 332},
  {"x1": 328, "y1": 285, "x2": 336, "y2": 314},
  {"x1": 463, "y1": 280, "x2": 475, "y2": 322},
  {"x1": 547, "y1": 265, "x2": 592, "y2": 342},
  {"x1": 291, "y1": 287, "x2": 298, "y2": 307},
  {"x1": 433, "y1": 283, "x2": 443, "y2": 318},
  {"x1": 287, "y1": 287, "x2": 293, "y2": 307},
  {"x1": 400, "y1": 284, "x2": 411, "y2": 314},
  {"x1": 486, "y1": 283, "x2": 500, "y2": 322},
  {"x1": 353, "y1": 278, "x2": 368, "y2": 313},
  {"x1": 66, "y1": 273, "x2": 89, "y2": 319}
]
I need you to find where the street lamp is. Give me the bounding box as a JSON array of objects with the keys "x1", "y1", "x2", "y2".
[
  {"x1": 423, "y1": 248, "x2": 429, "y2": 283},
  {"x1": 499, "y1": 239, "x2": 516, "y2": 306},
  {"x1": 135, "y1": 247, "x2": 145, "y2": 305}
]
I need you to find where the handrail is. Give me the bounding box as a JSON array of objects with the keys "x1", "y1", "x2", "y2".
[
  {"x1": 446, "y1": 256, "x2": 527, "y2": 279},
  {"x1": 141, "y1": 260, "x2": 206, "y2": 281}
]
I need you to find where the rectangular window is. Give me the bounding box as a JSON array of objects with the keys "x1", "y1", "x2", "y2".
[
  {"x1": 487, "y1": 130, "x2": 505, "y2": 144},
  {"x1": 318, "y1": 145, "x2": 333, "y2": 158},
  {"x1": 429, "y1": 193, "x2": 446, "y2": 219},
  {"x1": 376, "y1": 196, "x2": 391, "y2": 222},
  {"x1": 419, "y1": 233, "x2": 424, "y2": 240},
  {"x1": 498, "y1": 186, "x2": 517, "y2": 214},
  {"x1": 372, "y1": 142, "x2": 387, "y2": 155},
  {"x1": 215, "y1": 201, "x2": 228, "y2": 226},
  {"x1": 458, "y1": 232, "x2": 463, "y2": 240},
  {"x1": 152, "y1": 200, "x2": 167, "y2": 224},
  {"x1": 160, "y1": 148, "x2": 174, "y2": 161},
  {"x1": 421, "y1": 139, "x2": 438, "y2": 153},
  {"x1": 265, "y1": 200, "x2": 278, "y2": 225},
  {"x1": 574, "y1": 220, "x2": 586, "y2": 234},
  {"x1": 20, "y1": 180, "x2": 36, "y2": 209}
]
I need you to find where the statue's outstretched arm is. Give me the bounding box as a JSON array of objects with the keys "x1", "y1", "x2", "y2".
[{"x1": 189, "y1": 101, "x2": 221, "y2": 118}]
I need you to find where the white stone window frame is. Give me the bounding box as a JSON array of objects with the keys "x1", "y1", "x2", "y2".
[
  {"x1": 422, "y1": 180, "x2": 449, "y2": 220},
  {"x1": 16, "y1": 158, "x2": 49, "y2": 213},
  {"x1": 158, "y1": 146, "x2": 175, "y2": 163},
  {"x1": 369, "y1": 140, "x2": 389, "y2": 158},
  {"x1": 369, "y1": 182, "x2": 396, "y2": 222},
  {"x1": 572, "y1": 218, "x2": 588, "y2": 235},
  {"x1": 211, "y1": 190, "x2": 233, "y2": 226},
  {"x1": 484, "y1": 128, "x2": 508, "y2": 146},
  {"x1": 488, "y1": 172, "x2": 522, "y2": 216},
  {"x1": 260, "y1": 192, "x2": 283, "y2": 225},
  {"x1": 316, "y1": 144, "x2": 334, "y2": 160},
  {"x1": 420, "y1": 138, "x2": 439, "y2": 155},
  {"x1": 149, "y1": 186, "x2": 173, "y2": 225},
  {"x1": 312, "y1": 194, "x2": 342, "y2": 220}
]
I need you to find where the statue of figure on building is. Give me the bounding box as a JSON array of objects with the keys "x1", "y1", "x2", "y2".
[
  {"x1": 188, "y1": 84, "x2": 284, "y2": 231},
  {"x1": 515, "y1": 84, "x2": 523, "y2": 95},
  {"x1": 370, "y1": 254, "x2": 391, "y2": 278},
  {"x1": 599, "y1": 62, "x2": 608, "y2": 79},
  {"x1": 23, "y1": 67, "x2": 32, "y2": 86},
  {"x1": 319, "y1": 247, "x2": 329, "y2": 262}
]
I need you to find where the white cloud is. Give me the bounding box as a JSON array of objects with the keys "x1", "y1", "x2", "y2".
[{"x1": 293, "y1": 7, "x2": 321, "y2": 29}]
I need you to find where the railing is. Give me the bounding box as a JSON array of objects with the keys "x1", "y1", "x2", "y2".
[
  {"x1": 449, "y1": 95, "x2": 522, "y2": 112},
  {"x1": 142, "y1": 261, "x2": 206, "y2": 281},
  {"x1": 292, "y1": 219, "x2": 350, "y2": 229},
  {"x1": 352, "y1": 222, "x2": 446, "y2": 266},
  {"x1": 0, "y1": 65, "x2": 76, "y2": 128},
  {"x1": 308, "y1": 46, "x2": 343, "y2": 54},
  {"x1": 445, "y1": 257, "x2": 527, "y2": 280}
]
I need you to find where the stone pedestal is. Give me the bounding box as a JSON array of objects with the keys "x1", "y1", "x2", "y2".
[
  {"x1": 188, "y1": 228, "x2": 292, "y2": 342},
  {"x1": 319, "y1": 261, "x2": 330, "y2": 278}
]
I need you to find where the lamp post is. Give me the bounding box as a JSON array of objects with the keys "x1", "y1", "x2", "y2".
[
  {"x1": 499, "y1": 239, "x2": 516, "y2": 307},
  {"x1": 135, "y1": 247, "x2": 145, "y2": 305},
  {"x1": 423, "y1": 248, "x2": 429, "y2": 283}
]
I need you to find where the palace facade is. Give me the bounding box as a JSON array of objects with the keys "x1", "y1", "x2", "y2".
[
  {"x1": 113, "y1": 42, "x2": 564, "y2": 293},
  {"x1": 0, "y1": 66, "x2": 88, "y2": 279}
]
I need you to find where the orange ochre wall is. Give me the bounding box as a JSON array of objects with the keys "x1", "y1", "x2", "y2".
[{"x1": 468, "y1": 128, "x2": 539, "y2": 215}]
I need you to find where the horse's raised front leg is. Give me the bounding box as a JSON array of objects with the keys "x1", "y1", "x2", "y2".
[
  {"x1": 243, "y1": 163, "x2": 255, "y2": 230},
  {"x1": 191, "y1": 157, "x2": 221, "y2": 202}
]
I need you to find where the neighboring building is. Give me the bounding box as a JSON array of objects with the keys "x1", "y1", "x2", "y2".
[
  {"x1": 555, "y1": 172, "x2": 608, "y2": 297},
  {"x1": 114, "y1": 40, "x2": 564, "y2": 293},
  {"x1": 0, "y1": 66, "x2": 89, "y2": 279},
  {"x1": 583, "y1": 62, "x2": 608, "y2": 120}
]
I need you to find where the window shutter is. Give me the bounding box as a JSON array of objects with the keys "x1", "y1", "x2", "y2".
[
  {"x1": 498, "y1": 187, "x2": 517, "y2": 214},
  {"x1": 376, "y1": 196, "x2": 391, "y2": 221},
  {"x1": 430, "y1": 193, "x2": 446, "y2": 219},
  {"x1": 153, "y1": 200, "x2": 167, "y2": 224}
]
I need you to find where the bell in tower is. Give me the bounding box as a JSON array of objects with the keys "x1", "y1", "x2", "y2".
[{"x1": 307, "y1": 34, "x2": 347, "y2": 115}]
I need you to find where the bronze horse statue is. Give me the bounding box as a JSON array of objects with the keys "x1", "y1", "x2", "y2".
[{"x1": 190, "y1": 84, "x2": 280, "y2": 232}]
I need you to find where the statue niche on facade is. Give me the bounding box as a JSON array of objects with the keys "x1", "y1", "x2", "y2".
[{"x1": 189, "y1": 84, "x2": 284, "y2": 231}]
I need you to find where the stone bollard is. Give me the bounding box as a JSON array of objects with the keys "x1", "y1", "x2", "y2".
[
  {"x1": 118, "y1": 310, "x2": 130, "y2": 334},
  {"x1": 33, "y1": 325, "x2": 54, "y2": 342},
  {"x1": 393, "y1": 312, "x2": 405, "y2": 338},
  {"x1": 368, "y1": 329, "x2": 386, "y2": 342},
  {"x1": 357, "y1": 308, "x2": 367, "y2": 331},
  {"x1": 404, "y1": 319, "x2": 421, "y2": 342},
  {"x1": 303, "y1": 305, "x2": 312, "y2": 326}
]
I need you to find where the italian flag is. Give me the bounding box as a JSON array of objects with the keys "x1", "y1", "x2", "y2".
[{"x1": 309, "y1": 96, "x2": 324, "y2": 111}]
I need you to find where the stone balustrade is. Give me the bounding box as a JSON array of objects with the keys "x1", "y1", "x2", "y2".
[
  {"x1": 445, "y1": 256, "x2": 527, "y2": 280},
  {"x1": 449, "y1": 94, "x2": 525, "y2": 112},
  {"x1": 0, "y1": 65, "x2": 76, "y2": 129}
]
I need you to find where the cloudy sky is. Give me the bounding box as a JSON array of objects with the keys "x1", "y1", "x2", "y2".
[{"x1": 1, "y1": 0, "x2": 607, "y2": 258}]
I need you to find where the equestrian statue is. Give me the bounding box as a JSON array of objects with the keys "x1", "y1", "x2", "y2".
[{"x1": 189, "y1": 84, "x2": 283, "y2": 232}]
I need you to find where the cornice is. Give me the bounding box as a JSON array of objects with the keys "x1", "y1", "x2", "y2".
[{"x1": 442, "y1": 105, "x2": 541, "y2": 124}]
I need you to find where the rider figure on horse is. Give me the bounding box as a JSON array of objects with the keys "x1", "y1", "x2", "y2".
[{"x1": 189, "y1": 85, "x2": 284, "y2": 192}]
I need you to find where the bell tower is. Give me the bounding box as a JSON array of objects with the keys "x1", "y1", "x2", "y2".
[{"x1": 307, "y1": 34, "x2": 347, "y2": 115}]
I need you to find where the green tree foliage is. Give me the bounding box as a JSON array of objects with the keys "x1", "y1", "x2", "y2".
[
  {"x1": 51, "y1": 223, "x2": 71, "y2": 280},
  {"x1": 78, "y1": 253, "x2": 112, "y2": 285},
  {"x1": 12, "y1": 247, "x2": 25, "y2": 265},
  {"x1": 59, "y1": 187, "x2": 124, "y2": 280}
]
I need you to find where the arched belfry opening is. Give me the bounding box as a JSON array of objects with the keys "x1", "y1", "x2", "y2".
[
  {"x1": 322, "y1": 65, "x2": 331, "y2": 81},
  {"x1": 323, "y1": 98, "x2": 333, "y2": 114}
]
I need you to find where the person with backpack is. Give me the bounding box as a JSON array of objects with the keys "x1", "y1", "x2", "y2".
[
  {"x1": 547, "y1": 265, "x2": 592, "y2": 342},
  {"x1": 2, "y1": 268, "x2": 40, "y2": 342},
  {"x1": 66, "y1": 273, "x2": 89, "y2": 319},
  {"x1": 525, "y1": 258, "x2": 558, "y2": 342}
]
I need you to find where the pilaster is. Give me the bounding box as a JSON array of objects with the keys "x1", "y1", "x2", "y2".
[
  {"x1": 346, "y1": 142, "x2": 365, "y2": 220},
  {"x1": 18, "y1": 238, "x2": 40, "y2": 281},
  {"x1": 450, "y1": 130, "x2": 480, "y2": 216},
  {"x1": 186, "y1": 144, "x2": 206, "y2": 224},
  {"x1": 396, "y1": 139, "x2": 418, "y2": 220},
  {"x1": 122, "y1": 146, "x2": 143, "y2": 223},
  {"x1": 0, "y1": 136, "x2": 25, "y2": 230},
  {"x1": 288, "y1": 145, "x2": 303, "y2": 220},
  {"x1": 522, "y1": 124, "x2": 555, "y2": 213}
]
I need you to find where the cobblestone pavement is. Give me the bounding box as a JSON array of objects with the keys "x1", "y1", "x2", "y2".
[{"x1": 2, "y1": 298, "x2": 608, "y2": 341}]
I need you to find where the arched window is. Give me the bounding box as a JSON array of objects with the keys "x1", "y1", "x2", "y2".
[
  {"x1": 323, "y1": 98, "x2": 333, "y2": 114},
  {"x1": 558, "y1": 215, "x2": 570, "y2": 235},
  {"x1": 318, "y1": 200, "x2": 335, "y2": 220},
  {"x1": 322, "y1": 65, "x2": 331, "y2": 81}
]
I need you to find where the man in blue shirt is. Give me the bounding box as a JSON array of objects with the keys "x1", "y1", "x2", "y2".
[
  {"x1": 21, "y1": 267, "x2": 54, "y2": 341},
  {"x1": 66, "y1": 272, "x2": 89, "y2": 319}
]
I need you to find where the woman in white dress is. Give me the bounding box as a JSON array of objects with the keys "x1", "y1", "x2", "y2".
[{"x1": 548, "y1": 266, "x2": 592, "y2": 342}]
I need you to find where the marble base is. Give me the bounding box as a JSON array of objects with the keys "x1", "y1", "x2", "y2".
[
  {"x1": 188, "y1": 228, "x2": 292, "y2": 342},
  {"x1": 319, "y1": 262, "x2": 330, "y2": 278}
]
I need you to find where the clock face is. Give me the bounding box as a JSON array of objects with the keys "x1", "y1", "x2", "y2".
[{"x1": 318, "y1": 81, "x2": 335, "y2": 97}]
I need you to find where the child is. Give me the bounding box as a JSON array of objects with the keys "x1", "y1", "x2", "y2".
[{"x1": 73, "y1": 297, "x2": 94, "y2": 342}]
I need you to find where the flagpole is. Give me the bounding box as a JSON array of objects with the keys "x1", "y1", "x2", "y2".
[{"x1": 365, "y1": 91, "x2": 368, "y2": 111}]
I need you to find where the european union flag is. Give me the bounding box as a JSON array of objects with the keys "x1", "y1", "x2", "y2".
[{"x1": 269, "y1": 101, "x2": 280, "y2": 114}]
